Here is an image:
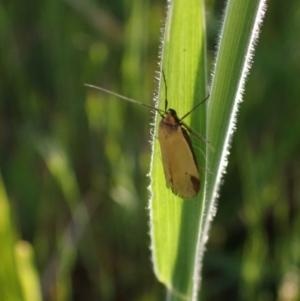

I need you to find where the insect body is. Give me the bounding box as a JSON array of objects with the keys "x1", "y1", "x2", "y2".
[
  {"x1": 85, "y1": 73, "x2": 209, "y2": 198},
  {"x1": 158, "y1": 109, "x2": 200, "y2": 198}
]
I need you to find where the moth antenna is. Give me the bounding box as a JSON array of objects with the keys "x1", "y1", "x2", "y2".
[
  {"x1": 162, "y1": 70, "x2": 168, "y2": 112},
  {"x1": 180, "y1": 94, "x2": 210, "y2": 121},
  {"x1": 84, "y1": 84, "x2": 165, "y2": 117}
]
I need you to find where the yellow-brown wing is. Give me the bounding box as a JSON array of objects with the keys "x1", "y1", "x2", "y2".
[{"x1": 158, "y1": 123, "x2": 200, "y2": 198}]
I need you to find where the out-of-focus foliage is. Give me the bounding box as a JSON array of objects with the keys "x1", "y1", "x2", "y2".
[
  {"x1": 204, "y1": 1, "x2": 300, "y2": 301},
  {"x1": 0, "y1": 0, "x2": 299, "y2": 300}
]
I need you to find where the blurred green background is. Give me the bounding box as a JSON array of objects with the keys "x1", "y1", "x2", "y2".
[{"x1": 0, "y1": 0, "x2": 300, "y2": 300}]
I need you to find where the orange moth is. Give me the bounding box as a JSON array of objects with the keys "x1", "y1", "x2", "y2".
[{"x1": 85, "y1": 72, "x2": 210, "y2": 198}]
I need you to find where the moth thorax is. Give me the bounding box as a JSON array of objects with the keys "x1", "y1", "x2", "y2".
[{"x1": 162, "y1": 109, "x2": 180, "y2": 126}]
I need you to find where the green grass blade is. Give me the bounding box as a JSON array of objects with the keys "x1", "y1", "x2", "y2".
[
  {"x1": 15, "y1": 242, "x2": 42, "y2": 301},
  {"x1": 149, "y1": 0, "x2": 267, "y2": 299},
  {"x1": 149, "y1": 0, "x2": 207, "y2": 299},
  {"x1": 0, "y1": 173, "x2": 42, "y2": 301},
  {"x1": 0, "y1": 174, "x2": 24, "y2": 301},
  {"x1": 200, "y1": 0, "x2": 267, "y2": 291}
]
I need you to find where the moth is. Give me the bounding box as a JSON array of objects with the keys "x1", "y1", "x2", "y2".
[{"x1": 85, "y1": 72, "x2": 210, "y2": 198}]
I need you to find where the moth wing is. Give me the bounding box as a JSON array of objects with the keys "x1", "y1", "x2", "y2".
[{"x1": 158, "y1": 125, "x2": 200, "y2": 198}]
